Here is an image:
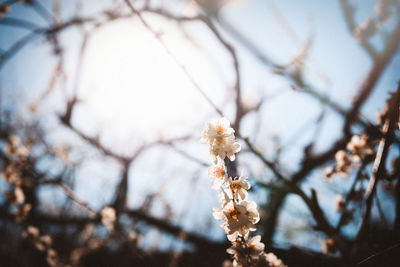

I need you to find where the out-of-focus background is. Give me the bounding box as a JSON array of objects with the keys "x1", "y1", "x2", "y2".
[{"x1": 0, "y1": 0, "x2": 400, "y2": 266}]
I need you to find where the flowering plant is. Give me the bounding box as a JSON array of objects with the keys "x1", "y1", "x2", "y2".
[{"x1": 201, "y1": 117, "x2": 286, "y2": 267}]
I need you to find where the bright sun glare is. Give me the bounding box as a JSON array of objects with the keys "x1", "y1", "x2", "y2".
[{"x1": 79, "y1": 17, "x2": 213, "y2": 144}]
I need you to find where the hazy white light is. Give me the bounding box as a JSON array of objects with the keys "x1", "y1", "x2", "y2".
[{"x1": 79, "y1": 18, "x2": 212, "y2": 147}]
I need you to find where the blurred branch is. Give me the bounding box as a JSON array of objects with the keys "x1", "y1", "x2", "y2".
[
  {"x1": 374, "y1": 191, "x2": 389, "y2": 229},
  {"x1": 0, "y1": 17, "x2": 41, "y2": 30},
  {"x1": 42, "y1": 178, "x2": 97, "y2": 216},
  {"x1": 216, "y1": 16, "x2": 347, "y2": 118},
  {"x1": 242, "y1": 137, "x2": 286, "y2": 181},
  {"x1": 112, "y1": 161, "x2": 130, "y2": 215},
  {"x1": 123, "y1": 208, "x2": 227, "y2": 250},
  {"x1": 200, "y1": 7, "x2": 400, "y2": 245},
  {"x1": 353, "y1": 84, "x2": 400, "y2": 257},
  {"x1": 0, "y1": 11, "x2": 133, "y2": 70},
  {"x1": 339, "y1": 0, "x2": 378, "y2": 59},
  {"x1": 164, "y1": 142, "x2": 208, "y2": 167},
  {"x1": 30, "y1": 0, "x2": 54, "y2": 25},
  {"x1": 245, "y1": 138, "x2": 343, "y2": 244},
  {"x1": 72, "y1": 31, "x2": 90, "y2": 96},
  {"x1": 257, "y1": 10, "x2": 400, "y2": 240},
  {"x1": 29, "y1": 55, "x2": 63, "y2": 112},
  {"x1": 0, "y1": 202, "x2": 341, "y2": 265},
  {"x1": 124, "y1": 0, "x2": 224, "y2": 117},
  {"x1": 335, "y1": 163, "x2": 366, "y2": 231},
  {"x1": 258, "y1": 180, "x2": 342, "y2": 243},
  {"x1": 341, "y1": 4, "x2": 400, "y2": 136},
  {"x1": 0, "y1": 204, "x2": 226, "y2": 250},
  {"x1": 199, "y1": 17, "x2": 243, "y2": 130},
  {"x1": 0, "y1": 30, "x2": 43, "y2": 70}
]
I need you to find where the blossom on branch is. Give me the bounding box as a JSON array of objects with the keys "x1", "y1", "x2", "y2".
[
  {"x1": 200, "y1": 117, "x2": 241, "y2": 162},
  {"x1": 335, "y1": 150, "x2": 352, "y2": 175},
  {"x1": 201, "y1": 117, "x2": 285, "y2": 266},
  {"x1": 213, "y1": 200, "x2": 260, "y2": 241},
  {"x1": 101, "y1": 206, "x2": 116, "y2": 231},
  {"x1": 208, "y1": 159, "x2": 229, "y2": 189},
  {"x1": 346, "y1": 135, "x2": 374, "y2": 161},
  {"x1": 229, "y1": 175, "x2": 251, "y2": 201}
]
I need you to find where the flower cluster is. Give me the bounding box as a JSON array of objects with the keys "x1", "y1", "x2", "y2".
[
  {"x1": 354, "y1": 0, "x2": 399, "y2": 43},
  {"x1": 2, "y1": 135, "x2": 32, "y2": 222},
  {"x1": 354, "y1": 17, "x2": 379, "y2": 42},
  {"x1": 201, "y1": 117, "x2": 286, "y2": 267},
  {"x1": 5, "y1": 135, "x2": 30, "y2": 159},
  {"x1": 374, "y1": 0, "x2": 398, "y2": 23},
  {"x1": 100, "y1": 206, "x2": 116, "y2": 231},
  {"x1": 321, "y1": 133, "x2": 377, "y2": 250},
  {"x1": 200, "y1": 117, "x2": 241, "y2": 163},
  {"x1": 22, "y1": 226, "x2": 62, "y2": 267},
  {"x1": 324, "y1": 134, "x2": 374, "y2": 181}
]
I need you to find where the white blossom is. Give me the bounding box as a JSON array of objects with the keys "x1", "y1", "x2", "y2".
[
  {"x1": 100, "y1": 206, "x2": 116, "y2": 231},
  {"x1": 346, "y1": 135, "x2": 374, "y2": 161},
  {"x1": 335, "y1": 150, "x2": 352, "y2": 176},
  {"x1": 200, "y1": 117, "x2": 234, "y2": 144},
  {"x1": 229, "y1": 176, "x2": 251, "y2": 201},
  {"x1": 208, "y1": 159, "x2": 229, "y2": 189},
  {"x1": 354, "y1": 17, "x2": 379, "y2": 42},
  {"x1": 335, "y1": 194, "x2": 345, "y2": 212},
  {"x1": 23, "y1": 225, "x2": 39, "y2": 238},
  {"x1": 323, "y1": 166, "x2": 334, "y2": 182},
  {"x1": 263, "y1": 252, "x2": 287, "y2": 267},
  {"x1": 209, "y1": 134, "x2": 241, "y2": 162},
  {"x1": 14, "y1": 186, "x2": 25, "y2": 205},
  {"x1": 214, "y1": 201, "x2": 260, "y2": 241},
  {"x1": 5, "y1": 135, "x2": 30, "y2": 158},
  {"x1": 247, "y1": 235, "x2": 265, "y2": 258},
  {"x1": 200, "y1": 117, "x2": 241, "y2": 162}
]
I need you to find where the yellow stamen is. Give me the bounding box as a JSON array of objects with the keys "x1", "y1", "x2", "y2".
[
  {"x1": 228, "y1": 208, "x2": 240, "y2": 221},
  {"x1": 230, "y1": 181, "x2": 241, "y2": 192},
  {"x1": 215, "y1": 125, "x2": 225, "y2": 135},
  {"x1": 216, "y1": 167, "x2": 226, "y2": 179},
  {"x1": 214, "y1": 136, "x2": 225, "y2": 145}
]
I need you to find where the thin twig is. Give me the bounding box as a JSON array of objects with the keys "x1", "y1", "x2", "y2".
[
  {"x1": 124, "y1": 0, "x2": 224, "y2": 117},
  {"x1": 42, "y1": 178, "x2": 96, "y2": 216}
]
